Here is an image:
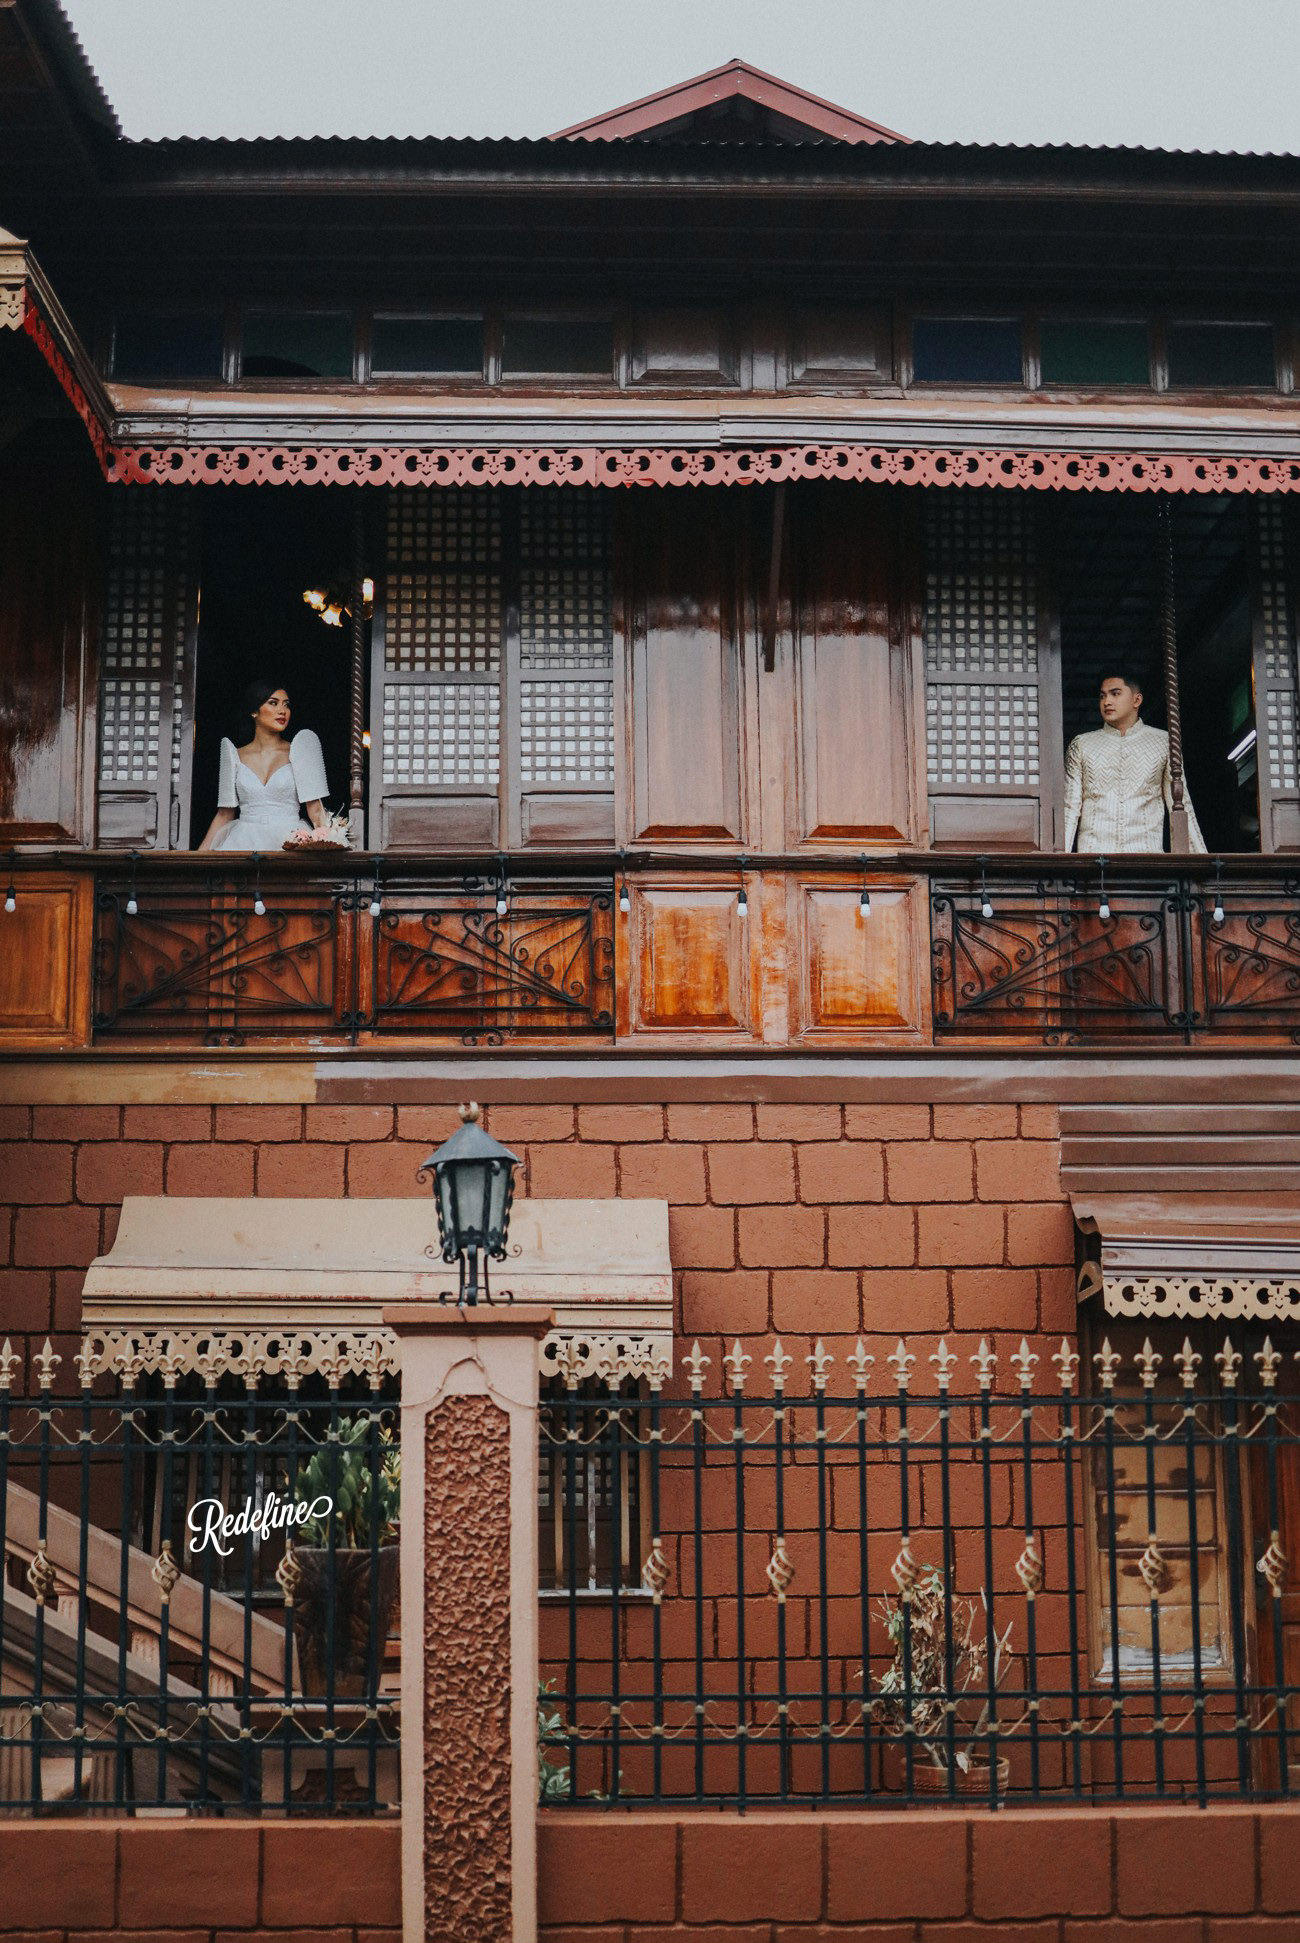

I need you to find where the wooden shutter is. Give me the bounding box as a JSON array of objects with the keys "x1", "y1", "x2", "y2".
[
  {"x1": 97, "y1": 490, "x2": 197, "y2": 850},
  {"x1": 922, "y1": 492, "x2": 1061, "y2": 850},
  {"x1": 371, "y1": 487, "x2": 503, "y2": 850},
  {"x1": 372, "y1": 486, "x2": 614, "y2": 851},
  {"x1": 513, "y1": 489, "x2": 614, "y2": 845},
  {"x1": 0, "y1": 436, "x2": 99, "y2": 845},
  {"x1": 1251, "y1": 501, "x2": 1300, "y2": 851}
]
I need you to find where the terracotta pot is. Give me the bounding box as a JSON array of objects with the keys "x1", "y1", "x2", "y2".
[
  {"x1": 881, "y1": 1744, "x2": 1011, "y2": 1797},
  {"x1": 911, "y1": 1755, "x2": 1011, "y2": 1798},
  {"x1": 291, "y1": 1546, "x2": 399, "y2": 1698}
]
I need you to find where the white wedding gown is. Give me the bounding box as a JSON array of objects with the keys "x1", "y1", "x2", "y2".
[{"x1": 209, "y1": 730, "x2": 329, "y2": 852}]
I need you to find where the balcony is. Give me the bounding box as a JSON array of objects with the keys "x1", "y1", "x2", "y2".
[{"x1": 3, "y1": 850, "x2": 1300, "y2": 1052}]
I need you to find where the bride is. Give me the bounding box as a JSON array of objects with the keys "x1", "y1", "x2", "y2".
[{"x1": 197, "y1": 678, "x2": 331, "y2": 852}]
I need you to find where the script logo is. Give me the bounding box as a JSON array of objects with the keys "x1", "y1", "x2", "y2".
[{"x1": 186, "y1": 1491, "x2": 334, "y2": 1558}]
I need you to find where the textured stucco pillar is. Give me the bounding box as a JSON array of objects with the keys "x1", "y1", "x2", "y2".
[{"x1": 385, "y1": 1303, "x2": 554, "y2": 1943}]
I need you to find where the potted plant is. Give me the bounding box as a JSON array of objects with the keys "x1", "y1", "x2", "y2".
[
  {"x1": 287, "y1": 1416, "x2": 400, "y2": 1698},
  {"x1": 871, "y1": 1564, "x2": 1014, "y2": 1796}
]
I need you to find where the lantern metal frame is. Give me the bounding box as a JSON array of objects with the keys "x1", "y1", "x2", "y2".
[{"x1": 419, "y1": 1102, "x2": 520, "y2": 1307}]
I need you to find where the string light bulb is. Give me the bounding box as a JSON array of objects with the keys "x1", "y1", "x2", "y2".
[
  {"x1": 369, "y1": 869, "x2": 382, "y2": 920},
  {"x1": 977, "y1": 858, "x2": 993, "y2": 920},
  {"x1": 1098, "y1": 895, "x2": 1111, "y2": 921},
  {"x1": 618, "y1": 849, "x2": 630, "y2": 915},
  {"x1": 4, "y1": 851, "x2": 16, "y2": 913},
  {"x1": 1211, "y1": 860, "x2": 1225, "y2": 925},
  {"x1": 254, "y1": 894, "x2": 266, "y2": 918},
  {"x1": 125, "y1": 851, "x2": 139, "y2": 917},
  {"x1": 126, "y1": 894, "x2": 138, "y2": 916},
  {"x1": 736, "y1": 867, "x2": 748, "y2": 920},
  {"x1": 859, "y1": 854, "x2": 871, "y2": 919}
]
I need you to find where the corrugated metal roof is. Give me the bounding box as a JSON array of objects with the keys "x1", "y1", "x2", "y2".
[{"x1": 22, "y1": 0, "x2": 120, "y2": 137}]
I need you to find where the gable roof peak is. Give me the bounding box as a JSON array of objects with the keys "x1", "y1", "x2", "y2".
[{"x1": 551, "y1": 58, "x2": 908, "y2": 146}]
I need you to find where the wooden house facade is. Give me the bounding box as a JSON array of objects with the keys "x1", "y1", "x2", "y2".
[{"x1": 3, "y1": 4, "x2": 1300, "y2": 1928}]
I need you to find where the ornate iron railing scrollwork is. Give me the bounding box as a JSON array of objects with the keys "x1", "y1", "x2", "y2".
[
  {"x1": 91, "y1": 862, "x2": 615, "y2": 1047},
  {"x1": 931, "y1": 862, "x2": 1300, "y2": 1044}
]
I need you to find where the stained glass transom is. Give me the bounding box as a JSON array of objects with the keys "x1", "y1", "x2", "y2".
[
  {"x1": 520, "y1": 682, "x2": 614, "y2": 785},
  {"x1": 926, "y1": 682, "x2": 1040, "y2": 786},
  {"x1": 381, "y1": 683, "x2": 500, "y2": 786}
]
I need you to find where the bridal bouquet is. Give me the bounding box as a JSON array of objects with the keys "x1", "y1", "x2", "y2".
[{"x1": 283, "y1": 810, "x2": 352, "y2": 852}]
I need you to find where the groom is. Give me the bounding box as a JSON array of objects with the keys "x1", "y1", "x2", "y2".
[{"x1": 1063, "y1": 670, "x2": 1206, "y2": 854}]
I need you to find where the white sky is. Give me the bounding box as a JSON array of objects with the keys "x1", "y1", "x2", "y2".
[{"x1": 60, "y1": 0, "x2": 1300, "y2": 151}]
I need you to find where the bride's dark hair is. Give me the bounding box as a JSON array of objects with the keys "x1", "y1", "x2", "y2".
[{"x1": 237, "y1": 677, "x2": 289, "y2": 740}]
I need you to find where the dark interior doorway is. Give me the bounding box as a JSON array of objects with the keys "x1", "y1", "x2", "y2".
[
  {"x1": 189, "y1": 491, "x2": 361, "y2": 847},
  {"x1": 1056, "y1": 496, "x2": 1260, "y2": 851}
]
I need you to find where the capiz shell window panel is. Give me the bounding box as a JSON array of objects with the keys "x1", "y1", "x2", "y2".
[
  {"x1": 371, "y1": 487, "x2": 614, "y2": 850},
  {"x1": 921, "y1": 492, "x2": 1058, "y2": 850}
]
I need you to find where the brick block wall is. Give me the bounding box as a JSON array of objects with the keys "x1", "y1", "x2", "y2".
[
  {"x1": 0, "y1": 1098, "x2": 1070, "y2": 1388},
  {"x1": 4, "y1": 1806, "x2": 1297, "y2": 1938},
  {"x1": 0, "y1": 1818, "x2": 400, "y2": 1938},
  {"x1": 540, "y1": 1806, "x2": 1300, "y2": 1939}
]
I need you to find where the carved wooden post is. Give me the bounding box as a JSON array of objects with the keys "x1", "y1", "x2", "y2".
[
  {"x1": 1157, "y1": 496, "x2": 1192, "y2": 853},
  {"x1": 384, "y1": 1303, "x2": 553, "y2": 1943}
]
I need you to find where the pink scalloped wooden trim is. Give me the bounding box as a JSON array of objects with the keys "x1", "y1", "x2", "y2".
[{"x1": 104, "y1": 440, "x2": 1300, "y2": 493}]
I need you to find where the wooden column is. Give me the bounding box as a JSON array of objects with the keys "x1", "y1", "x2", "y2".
[
  {"x1": 349, "y1": 495, "x2": 367, "y2": 845},
  {"x1": 384, "y1": 1302, "x2": 553, "y2": 1943},
  {"x1": 1158, "y1": 496, "x2": 1192, "y2": 853}
]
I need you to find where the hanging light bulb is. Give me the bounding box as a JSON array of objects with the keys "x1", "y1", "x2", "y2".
[
  {"x1": 619, "y1": 881, "x2": 630, "y2": 915},
  {"x1": 1098, "y1": 895, "x2": 1111, "y2": 920},
  {"x1": 495, "y1": 881, "x2": 508, "y2": 918},
  {"x1": 254, "y1": 894, "x2": 266, "y2": 917},
  {"x1": 252, "y1": 858, "x2": 265, "y2": 919},
  {"x1": 322, "y1": 603, "x2": 344, "y2": 628},
  {"x1": 4, "y1": 852, "x2": 16, "y2": 913},
  {"x1": 1211, "y1": 861, "x2": 1225, "y2": 925},
  {"x1": 977, "y1": 859, "x2": 992, "y2": 920},
  {"x1": 858, "y1": 854, "x2": 871, "y2": 919},
  {"x1": 126, "y1": 894, "x2": 138, "y2": 916},
  {"x1": 1213, "y1": 896, "x2": 1225, "y2": 925},
  {"x1": 736, "y1": 866, "x2": 748, "y2": 920},
  {"x1": 302, "y1": 587, "x2": 327, "y2": 613},
  {"x1": 124, "y1": 851, "x2": 139, "y2": 917}
]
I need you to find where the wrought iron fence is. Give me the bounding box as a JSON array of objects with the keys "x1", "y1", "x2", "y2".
[
  {"x1": 0, "y1": 1345, "x2": 399, "y2": 1815},
  {"x1": 91, "y1": 859, "x2": 615, "y2": 1047},
  {"x1": 930, "y1": 859, "x2": 1300, "y2": 1044},
  {"x1": 539, "y1": 1330, "x2": 1300, "y2": 1807}
]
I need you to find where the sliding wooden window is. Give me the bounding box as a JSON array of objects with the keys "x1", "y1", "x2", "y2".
[
  {"x1": 922, "y1": 491, "x2": 1062, "y2": 850},
  {"x1": 370, "y1": 486, "x2": 614, "y2": 850},
  {"x1": 1251, "y1": 501, "x2": 1300, "y2": 851},
  {"x1": 96, "y1": 490, "x2": 198, "y2": 849}
]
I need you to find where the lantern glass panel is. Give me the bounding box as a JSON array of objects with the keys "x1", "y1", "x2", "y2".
[{"x1": 450, "y1": 1160, "x2": 489, "y2": 1248}]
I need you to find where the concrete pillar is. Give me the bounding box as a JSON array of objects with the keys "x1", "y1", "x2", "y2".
[{"x1": 384, "y1": 1303, "x2": 553, "y2": 1943}]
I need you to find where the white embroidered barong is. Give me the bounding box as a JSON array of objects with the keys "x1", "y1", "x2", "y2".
[{"x1": 1063, "y1": 720, "x2": 1205, "y2": 854}]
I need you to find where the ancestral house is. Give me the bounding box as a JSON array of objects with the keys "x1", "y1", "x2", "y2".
[{"x1": 1, "y1": 3, "x2": 1300, "y2": 1935}]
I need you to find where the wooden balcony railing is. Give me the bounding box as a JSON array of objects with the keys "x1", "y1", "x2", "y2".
[
  {"x1": 2, "y1": 849, "x2": 1299, "y2": 1051},
  {"x1": 930, "y1": 857, "x2": 1300, "y2": 1045}
]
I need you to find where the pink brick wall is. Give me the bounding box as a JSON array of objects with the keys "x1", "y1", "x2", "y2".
[
  {"x1": 4, "y1": 1807, "x2": 1295, "y2": 1937},
  {"x1": 0, "y1": 1098, "x2": 1071, "y2": 1388}
]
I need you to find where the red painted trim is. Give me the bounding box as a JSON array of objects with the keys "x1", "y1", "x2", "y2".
[
  {"x1": 551, "y1": 59, "x2": 907, "y2": 145},
  {"x1": 106, "y1": 441, "x2": 1300, "y2": 494},
  {"x1": 22, "y1": 298, "x2": 112, "y2": 474}
]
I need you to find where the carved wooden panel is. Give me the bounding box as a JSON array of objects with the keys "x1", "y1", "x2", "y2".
[
  {"x1": 0, "y1": 439, "x2": 100, "y2": 845},
  {"x1": 788, "y1": 308, "x2": 893, "y2": 386},
  {"x1": 629, "y1": 309, "x2": 738, "y2": 386},
  {"x1": 0, "y1": 873, "x2": 93, "y2": 1045},
  {"x1": 792, "y1": 878, "x2": 925, "y2": 1041},
  {"x1": 627, "y1": 493, "x2": 745, "y2": 843},
  {"x1": 792, "y1": 485, "x2": 914, "y2": 845},
  {"x1": 625, "y1": 880, "x2": 756, "y2": 1037}
]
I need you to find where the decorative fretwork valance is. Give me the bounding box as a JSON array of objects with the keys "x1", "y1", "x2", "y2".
[
  {"x1": 80, "y1": 1196, "x2": 673, "y2": 1384},
  {"x1": 1073, "y1": 1192, "x2": 1300, "y2": 1326}
]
